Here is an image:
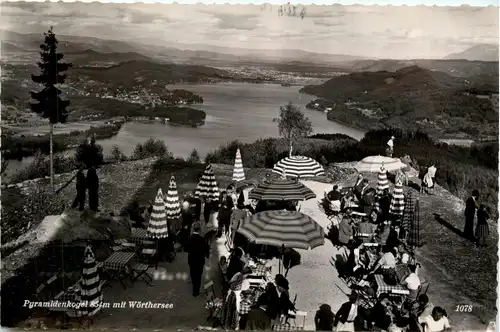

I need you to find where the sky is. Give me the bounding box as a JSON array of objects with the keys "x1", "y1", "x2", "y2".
[{"x1": 1, "y1": 1, "x2": 498, "y2": 59}]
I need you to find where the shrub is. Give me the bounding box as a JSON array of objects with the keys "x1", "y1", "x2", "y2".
[
  {"x1": 11, "y1": 151, "x2": 77, "y2": 183},
  {"x1": 109, "y1": 145, "x2": 128, "y2": 163},
  {"x1": 187, "y1": 149, "x2": 201, "y2": 163},
  {"x1": 132, "y1": 138, "x2": 173, "y2": 160}
]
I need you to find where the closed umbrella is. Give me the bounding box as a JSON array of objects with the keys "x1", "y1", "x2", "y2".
[
  {"x1": 147, "y1": 188, "x2": 169, "y2": 238},
  {"x1": 389, "y1": 180, "x2": 405, "y2": 216},
  {"x1": 165, "y1": 175, "x2": 181, "y2": 232},
  {"x1": 355, "y1": 155, "x2": 406, "y2": 173},
  {"x1": 272, "y1": 155, "x2": 325, "y2": 178},
  {"x1": 77, "y1": 245, "x2": 103, "y2": 317},
  {"x1": 376, "y1": 166, "x2": 390, "y2": 195},
  {"x1": 232, "y1": 148, "x2": 245, "y2": 182},
  {"x1": 248, "y1": 177, "x2": 316, "y2": 201},
  {"x1": 194, "y1": 164, "x2": 220, "y2": 201}
]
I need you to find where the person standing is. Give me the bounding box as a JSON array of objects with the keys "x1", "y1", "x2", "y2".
[
  {"x1": 185, "y1": 222, "x2": 209, "y2": 297},
  {"x1": 475, "y1": 204, "x2": 490, "y2": 247},
  {"x1": 386, "y1": 136, "x2": 395, "y2": 157},
  {"x1": 464, "y1": 190, "x2": 479, "y2": 240},
  {"x1": 218, "y1": 191, "x2": 234, "y2": 238},
  {"x1": 86, "y1": 166, "x2": 99, "y2": 212},
  {"x1": 71, "y1": 167, "x2": 87, "y2": 211},
  {"x1": 230, "y1": 192, "x2": 248, "y2": 247},
  {"x1": 333, "y1": 293, "x2": 360, "y2": 332}
]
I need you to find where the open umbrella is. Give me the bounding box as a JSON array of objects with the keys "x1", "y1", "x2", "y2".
[
  {"x1": 237, "y1": 210, "x2": 325, "y2": 273},
  {"x1": 77, "y1": 245, "x2": 103, "y2": 317},
  {"x1": 147, "y1": 188, "x2": 169, "y2": 238},
  {"x1": 355, "y1": 155, "x2": 406, "y2": 173},
  {"x1": 389, "y1": 180, "x2": 405, "y2": 216},
  {"x1": 232, "y1": 148, "x2": 245, "y2": 182},
  {"x1": 237, "y1": 210, "x2": 325, "y2": 250},
  {"x1": 194, "y1": 164, "x2": 220, "y2": 201},
  {"x1": 376, "y1": 166, "x2": 390, "y2": 195},
  {"x1": 272, "y1": 155, "x2": 325, "y2": 178},
  {"x1": 248, "y1": 177, "x2": 316, "y2": 201}
]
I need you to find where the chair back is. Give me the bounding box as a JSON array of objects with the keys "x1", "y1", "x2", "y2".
[{"x1": 204, "y1": 280, "x2": 216, "y2": 299}]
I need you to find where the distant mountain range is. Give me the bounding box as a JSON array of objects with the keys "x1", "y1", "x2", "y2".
[
  {"x1": 444, "y1": 44, "x2": 499, "y2": 62},
  {"x1": 2, "y1": 29, "x2": 498, "y2": 69}
]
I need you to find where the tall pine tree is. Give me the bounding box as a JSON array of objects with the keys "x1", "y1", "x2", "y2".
[{"x1": 30, "y1": 27, "x2": 72, "y2": 191}]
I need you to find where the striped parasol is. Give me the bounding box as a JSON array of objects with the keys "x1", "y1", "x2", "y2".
[
  {"x1": 389, "y1": 180, "x2": 405, "y2": 216},
  {"x1": 194, "y1": 164, "x2": 220, "y2": 201},
  {"x1": 355, "y1": 155, "x2": 406, "y2": 173},
  {"x1": 77, "y1": 245, "x2": 103, "y2": 317},
  {"x1": 232, "y1": 148, "x2": 245, "y2": 182},
  {"x1": 272, "y1": 156, "x2": 325, "y2": 178},
  {"x1": 147, "y1": 188, "x2": 169, "y2": 238},
  {"x1": 165, "y1": 175, "x2": 181, "y2": 220},
  {"x1": 237, "y1": 210, "x2": 325, "y2": 250},
  {"x1": 248, "y1": 177, "x2": 316, "y2": 201},
  {"x1": 376, "y1": 166, "x2": 390, "y2": 195}
]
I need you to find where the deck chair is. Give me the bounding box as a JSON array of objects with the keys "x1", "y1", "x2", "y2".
[
  {"x1": 131, "y1": 262, "x2": 153, "y2": 285},
  {"x1": 204, "y1": 281, "x2": 223, "y2": 321},
  {"x1": 112, "y1": 238, "x2": 136, "y2": 252}
]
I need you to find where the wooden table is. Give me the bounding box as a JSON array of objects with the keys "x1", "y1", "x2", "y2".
[
  {"x1": 374, "y1": 274, "x2": 409, "y2": 297},
  {"x1": 130, "y1": 228, "x2": 149, "y2": 245},
  {"x1": 103, "y1": 252, "x2": 136, "y2": 288}
]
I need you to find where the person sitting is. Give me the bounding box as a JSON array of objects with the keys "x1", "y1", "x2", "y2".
[
  {"x1": 338, "y1": 216, "x2": 355, "y2": 247},
  {"x1": 346, "y1": 240, "x2": 368, "y2": 279},
  {"x1": 353, "y1": 174, "x2": 364, "y2": 192},
  {"x1": 375, "y1": 222, "x2": 391, "y2": 246},
  {"x1": 357, "y1": 217, "x2": 376, "y2": 242},
  {"x1": 128, "y1": 201, "x2": 146, "y2": 228},
  {"x1": 262, "y1": 282, "x2": 281, "y2": 322},
  {"x1": 227, "y1": 247, "x2": 246, "y2": 281},
  {"x1": 326, "y1": 185, "x2": 342, "y2": 212},
  {"x1": 397, "y1": 244, "x2": 410, "y2": 264},
  {"x1": 409, "y1": 294, "x2": 434, "y2": 331},
  {"x1": 369, "y1": 293, "x2": 393, "y2": 331},
  {"x1": 245, "y1": 295, "x2": 272, "y2": 330},
  {"x1": 275, "y1": 274, "x2": 296, "y2": 318},
  {"x1": 315, "y1": 304, "x2": 335, "y2": 331},
  {"x1": 361, "y1": 187, "x2": 376, "y2": 215},
  {"x1": 420, "y1": 307, "x2": 451, "y2": 332},
  {"x1": 355, "y1": 179, "x2": 370, "y2": 202},
  {"x1": 401, "y1": 264, "x2": 421, "y2": 300},
  {"x1": 370, "y1": 245, "x2": 397, "y2": 275}
]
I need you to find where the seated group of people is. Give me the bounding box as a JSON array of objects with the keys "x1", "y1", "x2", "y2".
[
  {"x1": 315, "y1": 292, "x2": 451, "y2": 332},
  {"x1": 217, "y1": 248, "x2": 296, "y2": 330}
]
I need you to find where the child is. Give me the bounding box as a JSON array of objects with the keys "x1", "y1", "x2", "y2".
[
  {"x1": 315, "y1": 304, "x2": 334, "y2": 331},
  {"x1": 239, "y1": 291, "x2": 252, "y2": 330},
  {"x1": 476, "y1": 204, "x2": 490, "y2": 247}
]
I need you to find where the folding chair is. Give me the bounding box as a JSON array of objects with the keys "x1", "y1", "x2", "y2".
[
  {"x1": 417, "y1": 282, "x2": 430, "y2": 297},
  {"x1": 204, "y1": 281, "x2": 223, "y2": 321},
  {"x1": 131, "y1": 262, "x2": 153, "y2": 285},
  {"x1": 139, "y1": 240, "x2": 158, "y2": 266}
]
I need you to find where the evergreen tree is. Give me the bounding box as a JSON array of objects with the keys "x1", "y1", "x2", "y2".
[{"x1": 30, "y1": 27, "x2": 72, "y2": 191}]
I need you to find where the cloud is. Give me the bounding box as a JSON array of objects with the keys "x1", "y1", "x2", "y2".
[{"x1": 1, "y1": 2, "x2": 498, "y2": 59}]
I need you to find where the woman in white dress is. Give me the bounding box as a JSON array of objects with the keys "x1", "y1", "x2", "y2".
[{"x1": 334, "y1": 293, "x2": 360, "y2": 332}]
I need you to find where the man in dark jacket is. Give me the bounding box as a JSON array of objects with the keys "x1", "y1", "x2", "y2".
[
  {"x1": 71, "y1": 167, "x2": 87, "y2": 211},
  {"x1": 464, "y1": 189, "x2": 479, "y2": 240},
  {"x1": 185, "y1": 222, "x2": 209, "y2": 297},
  {"x1": 369, "y1": 293, "x2": 393, "y2": 331},
  {"x1": 246, "y1": 296, "x2": 272, "y2": 330},
  {"x1": 86, "y1": 166, "x2": 99, "y2": 212}
]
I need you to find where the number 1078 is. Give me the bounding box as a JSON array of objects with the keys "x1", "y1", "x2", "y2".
[{"x1": 455, "y1": 305, "x2": 473, "y2": 312}]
